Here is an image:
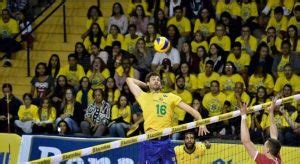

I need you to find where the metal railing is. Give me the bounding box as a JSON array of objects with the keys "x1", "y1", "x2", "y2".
[{"x1": 16, "y1": 0, "x2": 67, "y2": 77}]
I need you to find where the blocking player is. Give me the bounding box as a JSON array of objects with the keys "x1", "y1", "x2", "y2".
[
  {"x1": 175, "y1": 131, "x2": 211, "y2": 164},
  {"x1": 126, "y1": 72, "x2": 209, "y2": 163},
  {"x1": 240, "y1": 100, "x2": 281, "y2": 164}
]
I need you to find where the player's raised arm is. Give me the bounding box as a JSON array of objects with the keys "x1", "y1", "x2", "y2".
[
  {"x1": 126, "y1": 77, "x2": 147, "y2": 97},
  {"x1": 240, "y1": 103, "x2": 258, "y2": 160},
  {"x1": 177, "y1": 101, "x2": 210, "y2": 136},
  {"x1": 269, "y1": 98, "x2": 278, "y2": 140}
]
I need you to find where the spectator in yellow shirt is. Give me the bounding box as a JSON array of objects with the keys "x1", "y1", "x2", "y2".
[
  {"x1": 122, "y1": 24, "x2": 141, "y2": 54},
  {"x1": 227, "y1": 42, "x2": 250, "y2": 75},
  {"x1": 82, "y1": 5, "x2": 105, "y2": 39},
  {"x1": 177, "y1": 63, "x2": 198, "y2": 93},
  {"x1": 250, "y1": 86, "x2": 271, "y2": 107},
  {"x1": 220, "y1": 61, "x2": 245, "y2": 95},
  {"x1": 196, "y1": 46, "x2": 208, "y2": 74},
  {"x1": 272, "y1": 41, "x2": 299, "y2": 78},
  {"x1": 197, "y1": 60, "x2": 220, "y2": 96},
  {"x1": 109, "y1": 95, "x2": 131, "y2": 137},
  {"x1": 194, "y1": 7, "x2": 216, "y2": 39},
  {"x1": 191, "y1": 31, "x2": 209, "y2": 53},
  {"x1": 262, "y1": 0, "x2": 294, "y2": 16},
  {"x1": 274, "y1": 64, "x2": 300, "y2": 94},
  {"x1": 83, "y1": 23, "x2": 106, "y2": 53},
  {"x1": 106, "y1": 25, "x2": 124, "y2": 48},
  {"x1": 261, "y1": 27, "x2": 282, "y2": 55},
  {"x1": 216, "y1": 0, "x2": 241, "y2": 19},
  {"x1": 235, "y1": 25, "x2": 257, "y2": 56},
  {"x1": 0, "y1": 9, "x2": 22, "y2": 67},
  {"x1": 15, "y1": 93, "x2": 40, "y2": 134},
  {"x1": 210, "y1": 23, "x2": 231, "y2": 52},
  {"x1": 58, "y1": 54, "x2": 86, "y2": 88},
  {"x1": 248, "y1": 64, "x2": 274, "y2": 96},
  {"x1": 87, "y1": 57, "x2": 110, "y2": 90},
  {"x1": 266, "y1": 7, "x2": 288, "y2": 37},
  {"x1": 32, "y1": 98, "x2": 56, "y2": 134},
  {"x1": 104, "y1": 77, "x2": 121, "y2": 105},
  {"x1": 202, "y1": 80, "x2": 226, "y2": 134},
  {"x1": 240, "y1": 0, "x2": 258, "y2": 23},
  {"x1": 129, "y1": 5, "x2": 149, "y2": 35},
  {"x1": 286, "y1": 25, "x2": 300, "y2": 53},
  {"x1": 287, "y1": 5, "x2": 300, "y2": 35}
]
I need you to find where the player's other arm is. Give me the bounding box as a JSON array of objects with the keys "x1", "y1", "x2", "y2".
[
  {"x1": 126, "y1": 78, "x2": 147, "y2": 97},
  {"x1": 269, "y1": 98, "x2": 278, "y2": 140},
  {"x1": 177, "y1": 101, "x2": 209, "y2": 136},
  {"x1": 240, "y1": 103, "x2": 258, "y2": 160}
]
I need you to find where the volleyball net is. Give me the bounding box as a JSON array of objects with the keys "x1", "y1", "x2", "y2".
[{"x1": 28, "y1": 94, "x2": 300, "y2": 164}]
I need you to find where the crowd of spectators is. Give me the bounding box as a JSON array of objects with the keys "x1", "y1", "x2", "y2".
[{"x1": 0, "y1": 0, "x2": 300, "y2": 146}]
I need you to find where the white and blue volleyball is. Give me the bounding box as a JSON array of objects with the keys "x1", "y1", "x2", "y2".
[{"x1": 153, "y1": 36, "x2": 171, "y2": 53}]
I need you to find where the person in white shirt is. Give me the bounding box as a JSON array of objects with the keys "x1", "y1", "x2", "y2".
[{"x1": 151, "y1": 46, "x2": 180, "y2": 71}]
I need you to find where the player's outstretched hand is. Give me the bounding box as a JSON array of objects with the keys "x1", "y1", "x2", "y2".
[
  {"x1": 198, "y1": 125, "x2": 210, "y2": 136},
  {"x1": 239, "y1": 102, "x2": 248, "y2": 115}
]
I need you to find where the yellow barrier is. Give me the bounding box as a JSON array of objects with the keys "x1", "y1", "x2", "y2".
[
  {"x1": 0, "y1": 133, "x2": 21, "y2": 164},
  {"x1": 29, "y1": 94, "x2": 300, "y2": 163}
]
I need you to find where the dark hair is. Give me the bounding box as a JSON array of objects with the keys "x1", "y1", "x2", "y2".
[
  {"x1": 93, "y1": 88, "x2": 104, "y2": 98},
  {"x1": 286, "y1": 25, "x2": 298, "y2": 51},
  {"x1": 274, "y1": 6, "x2": 284, "y2": 14},
  {"x1": 173, "y1": 6, "x2": 183, "y2": 12},
  {"x1": 267, "y1": 26, "x2": 276, "y2": 32},
  {"x1": 254, "y1": 86, "x2": 268, "y2": 105},
  {"x1": 281, "y1": 40, "x2": 291, "y2": 48},
  {"x1": 145, "y1": 72, "x2": 160, "y2": 82},
  {"x1": 110, "y1": 24, "x2": 121, "y2": 34},
  {"x1": 220, "y1": 11, "x2": 232, "y2": 20},
  {"x1": 166, "y1": 25, "x2": 181, "y2": 47},
  {"x1": 295, "y1": 5, "x2": 300, "y2": 11},
  {"x1": 184, "y1": 131, "x2": 195, "y2": 138},
  {"x1": 23, "y1": 93, "x2": 33, "y2": 100},
  {"x1": 79, "y1": 76, "x2": 91, "y2": 91},
  {"x1": 75, "y1": 42, "x2": 89, "y2": 56},
  {"x1": 283, "y1": 84, "x2": 293, "y2": 91},
  {"x1": 47, "y1": 54, "x2": 60, "y2": 79},
  {"x1": 144, "y1": 23, "x2": 157, "y2": 43},
  {"x1": 176, "y1": 75, "x2": 185, "y2": 84},
  {"x1": 222, "y1": 61, "x2": 237, "y2": 74},
  {"x1": 198, "y1": 7, "x2": 212, "y2": 22},
  {"x1": 35, "y1": 62, "x2": 48, "y2": 77},
  {"x1": 266, "y1": 138, "x2": 281, "y2": 156},
  {"x1": 2, "y1": 83, "x2": 12, "y2": 92},
  {"x1": 104, "y1": 77, "x2": 117, "y2": 101},
  {"x1": 91, "y1": 57, "x2": 106, "y2": 72},
  {"x1": 211, "y1": 80, "x2": 220, "y2": 87},
  {"x1": 111, "y1": 2, "x2": 124, "y2": 16},
  {"x1": 57, "y1": 120, "x2": 71, "y2": 134},
  {"x1": 56, "y1": 75, "x2": 68, "y2": 88},
  {"x1": 112, "y1": 40, "x2": 121, "y2": 48},
  {"x1": 128, "y1": 24, "x2": 137, "y2": 31},
  {"x1": 206, "y1": 60, "x2": 214, "y2": 66},
  {"x1": 232, "y1": 42, "x2": 242, "y2": 49},
  {"x1": 116, "y1": 94, "x2": 128, "y2": 108},
  {"x1": 131, "y1": 5, "x2": 146, "y2": 18},
  {"x1": 68, "y1": 53, "x2": 78, "y2": 61},
  {"x1": 88, "y1": 23, "x2": 104, "y2": 47},
  {"x1": 87, "y1": 5, "x2": 103, "y2": 18}
]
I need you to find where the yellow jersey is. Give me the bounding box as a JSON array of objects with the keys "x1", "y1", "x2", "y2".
[
  {"x1": 107, "y1": 89, "x2": 121, "y2": 105},
  {"x1": 177, "y1": 74, "x2": 198, "y2": 92},
  {"x1": 277, "y1": 55, "x2": 290, "y2": 77},
  {"x1": 248, "y1": 74, "x2": 274, "y2": 93},
  {"x1": 167, "y1": 17, "x2": 191, "y2": 35},
  {"x1": 261, "y1": 36, "x2": 282, "y2": 52},
  {"x1": 76, "y1": 89, "x2": 94, "y2": 107},
  {"x1": 274, "y1": 74, "x2": 300, "y2": 92},
  {"x1": 58, "y1": 64, "x2": 86, "y2": 86},
  {"x1": 83, "y1": 36, "x2": 106, "y2": 53},
  {"x1": 202, "y1": 92, "x2": 226, "y2": 117},
  {"x1": 288, "y1": 16, "x2": 300, "y2": 35},
  {"x1": 216, "y1": 0, "x2": 241, "y2": 17},
  {"x1": 171, "y1": 89, "x2": 193, "y2": 125},
  {"x1": 105, "y1": 33, "x2": 124, "y2": 47},
  {"x1": 235, "y1": 35, "x2": 258, "y2": 52},
  {"x1": 161, "y1": 72, "x2": 175, "y2": 93},
  {"x1": 0, "y1": 18, "x2": 19, "y2": 38},
  {"x1": 175, "y1": 143, "x2": 206, "y2": 164},
  {"x1": 267, "y1": 16, "x2": 288, "y2": 33},
  {"x1": 219, "y1": 74, "x2": 245, "y2": 95},
  {"x1": 193, "y1": 18, "x2": 216, "y2": 37},
  {"x1": 122, "y1": 35, "x2": 141, "y2": 54},
  {"x1": 226, "y1": 92, "x2": 250, "y2": 111},
  {"x1": 240, "y1": 2, "x2": 258, "y2": 21},
  {"x1": 197, "y1": 72, "x2": 220, "y2": 89},
  {"x1": 39, "y1": 107, "x2": 56, "y2": 123},
  {"x1": 136, "y1": 92, "x2": 182, "y2": 131},
  {"x1": 227, "y1": 53, "x2": 251, "y2": 72},
  {"x1": 87, "y1": 69, "x2": 111, "y2": 89},
  {"x1": 191, "y1": 40, "x2": 209, "y2": 53},
  {"x1": 210, "y1": 35, "x2": 231, "y2": 51},
  {"x1": 18, "y1": 105, "x2": 40, "y2": 122},
  {"x1": 111, "y1": 105, "x2": 131, "y2": 124}
]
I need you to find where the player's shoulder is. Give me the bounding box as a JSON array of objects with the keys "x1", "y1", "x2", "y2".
[{"x1": 174, "y1": 145, "x2": 184, "y2": 152}]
